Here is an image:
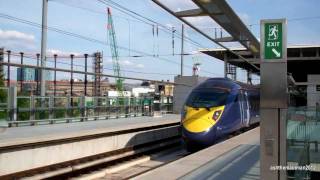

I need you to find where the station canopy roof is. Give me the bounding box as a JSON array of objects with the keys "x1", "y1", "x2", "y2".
[
  {"x1": 200, "y1": 45, "x2": 320, "y2": 83},
  {"x1": 152, "y1": 0, "x2": 260, "y2": 60},
  {"x1": 152, "y1": 0, "x2": 320, "y2": 83}
]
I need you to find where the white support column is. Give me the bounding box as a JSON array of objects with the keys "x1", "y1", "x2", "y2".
[
  {"x1": 40, "y1": 0, "x2": 48, "y2": 96},
  {"x1": 9, "y1": 86, "x2": 17, "y2": 122}
]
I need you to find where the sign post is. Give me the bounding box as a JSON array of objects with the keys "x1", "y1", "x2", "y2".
[{"x1": 260, "y1": 19, "x2": 287, "y2": 180}]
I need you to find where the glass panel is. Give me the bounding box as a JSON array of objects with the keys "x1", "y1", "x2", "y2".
[
  {"x1": 186, "y1": 88, "x2": 229, "y2": 108},
  {"x1": 287, "y1": 106, "x2": 319, "y2": 179},
  {"x1": 0, "y1": 88, "x2": 8, "y2": 121}
]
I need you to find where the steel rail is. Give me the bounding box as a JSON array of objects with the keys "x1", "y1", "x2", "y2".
[{"x1": 0, "y1": 125, "x2": 180, "y2": 179}]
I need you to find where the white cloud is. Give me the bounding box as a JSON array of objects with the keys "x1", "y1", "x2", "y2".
[
  {"x1": 121, "y1": 60, "x2": 133, "y2": 66},
  {"x1": 46, "y1": 49, "x2": 81, "y2": 56},
  {"x1": 136, "y1": 64, "x2": 144, "y2": 68},
  {"x1": 105, "y1": 58, "x2": 144, "y2": 69},
  {"x1": 0, "y1": 29, "x2": 36, "y2": 51},
  {"x1": 0, "y1": 29, "x2": 35, "y2": 42}
]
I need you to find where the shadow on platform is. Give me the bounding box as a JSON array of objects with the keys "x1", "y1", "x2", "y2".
[{"x1": 179, "y1": 144, "x2": 260, "y2": 180}]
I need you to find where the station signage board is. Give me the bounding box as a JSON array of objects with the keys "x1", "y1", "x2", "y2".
[
  {"x1": 260, "y1": 19, "x2": 286, "y2": 61},
  {"x1": 264, "y1": 23, "x2": 282, "y2": 59}
]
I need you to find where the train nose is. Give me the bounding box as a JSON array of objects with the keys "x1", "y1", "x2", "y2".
[
  {"x1": 181, "y1": 105, "x2": 224, "y2": 146},
  {"x1": 181, "y1": 106, "x2": 224, "y2": 132},
  {"x1": 181, "y1": 126, "x2": 216, "y2": 146},
  {"x1": 183, "y1": 117, "x2": 213, "y2": 133}
]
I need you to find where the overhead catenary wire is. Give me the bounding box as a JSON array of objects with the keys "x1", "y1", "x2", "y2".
[
  {"x1": 0, "y1": 13, "x2": 222, "y2": 76},
  {"x1": 50, "y1": 0, "x2": 219, "y2": 65},
  {"x1": 3, "y1": 51, "x2": 179, "y2": 76},
  {"x1": 55, "y1": 0, "x2": 209, "y2": 52},
  {"x1": 97, "y1": 0, "x2": 211, "y2": 49},
  {"x1": 94, "y1": 0, "x2": 226, "y2": 65},
  {"x1": 0, "y1": 61, "x2": 193, "y2": 87},
  {"x1": 0, "y1": 13, "x2": 195, "y2": 60}
]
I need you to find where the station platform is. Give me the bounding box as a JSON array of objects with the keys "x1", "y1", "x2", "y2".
[
  {"x1": 0, "y1": 114, "x2": 180, "y2": 148},
  {"x1": 136, "y1": 127, "x2": 260, "y2": 180},
  {"x1": 0, "y1": 114, "x2": 180, "y2": 177}
]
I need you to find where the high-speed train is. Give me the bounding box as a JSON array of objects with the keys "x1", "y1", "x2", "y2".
[{"x1": 181, "y1": 78, "x2": 260, "y2": 151}]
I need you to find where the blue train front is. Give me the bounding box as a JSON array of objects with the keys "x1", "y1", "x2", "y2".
[{"x1": 181, "y1": 78, "x2": 259, "y2": 151}]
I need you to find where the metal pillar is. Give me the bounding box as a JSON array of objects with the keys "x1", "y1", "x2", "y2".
[
  {"x1": 214, "y1": 28, "x2": 217, "y2": 39},
  {"x1": 260, "y1": 19, "x2": 287, "y2": 180},
  {"x1": 180, "y1": 24, "x2": 184, "y2": 76},
  {"x1": 6, "y1": 50, "x2": 10, "y2": 87},
  {"x1": 40, "y1": 0, "x2": 48, "y2": 96},
  {"x1": 172, "y1": 27, "x2": 175, "y2": 56},
  {"x1": 54, "y1": 54, "x2": 57, "y2": 96},
  {"x1": 0, "y1": 48, "x2": 3, "y2": 80},
  {"x1": 93, "y1": 52, "x2": 102, "y2": 96},
  {"x1": 224, "y1": 53, "x2": 228, "y2": 78},
  {"x1": 84, "y1": 54, "x2": 88, "y2": 96},
  {"x1": 70, "y1": 54, "x2": 74, "y2": 97},
  {"x1": 247, "y1": 70, "x2": 252, "y2": 85},
  {"x1": 36, "y1": 53, "x2": 40, "y2": 95},
  {"x1": 19, "y1": 52, "x2": 24, "y2": 92}
]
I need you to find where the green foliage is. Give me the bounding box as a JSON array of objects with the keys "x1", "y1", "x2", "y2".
[
  {"x1": 54, "y1": 108, "x2": 66, "y2": 119},
  {"x1": 17, "y1": 96, "x2": 31, "y2": 120},
  {"x1": 0, "y1": 63, "x2": 7, "y2": 121},
  {"x1": 35, "y1": 111, "x2": 49, "y2": 120}
]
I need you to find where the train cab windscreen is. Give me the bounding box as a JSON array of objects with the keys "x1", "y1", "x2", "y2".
[{"x1": 186, "y1": 88, "x2": 229, "y2": 108}]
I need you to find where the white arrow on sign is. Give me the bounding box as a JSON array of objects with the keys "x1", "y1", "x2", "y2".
[{"x1": 272, "y1": 48, "x2": 281, "y2": 57}]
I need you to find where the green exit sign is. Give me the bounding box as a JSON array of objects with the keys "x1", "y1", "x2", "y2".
[{"x1": 264, "y1": 23, "x2": 283, "y2": 59}]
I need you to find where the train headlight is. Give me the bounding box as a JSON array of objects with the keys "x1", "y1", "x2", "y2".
[{"x1": 212, "y1": 110, "x2": 222, "y2": 121}]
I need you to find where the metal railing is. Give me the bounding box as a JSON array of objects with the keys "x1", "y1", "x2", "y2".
[
  {"x1": 0, "y1": 87, "x2": 174, "y2": 127},
  {"x1": 11, "y1": 96, "x2": 156, "y2": 126},
  {"x1": 0, "y1": 87, "x2": 8, "y2": 123}
]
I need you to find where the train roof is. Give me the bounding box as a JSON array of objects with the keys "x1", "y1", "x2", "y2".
[{"x1": 197, "y1": 78, "x2": 259, "y2": 91}]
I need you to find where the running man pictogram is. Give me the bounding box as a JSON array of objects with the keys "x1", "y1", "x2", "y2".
[{"x1": 268, "y1": 25, "x2": 278, "y2": 40}]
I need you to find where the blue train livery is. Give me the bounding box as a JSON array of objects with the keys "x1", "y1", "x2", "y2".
[{"x1": 181, "y1": 78, "x2": 260, "y2": 151}]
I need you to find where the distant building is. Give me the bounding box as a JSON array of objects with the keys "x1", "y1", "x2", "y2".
[
  {"x1": 34, "y1": 69, "x2": 51, "y2": 81},
  {"x1": 106, "y1": 91, "x2": 132, "y2": 97},
  {"x1": 132, "y1": 87, "x2": 155, "y2": 97},
  {"x1": 17, "y1": 68, "x2": 51, "y2": 81},
  {"x1": 46, "y1": 80, "x2": 112, "y2": 96}
]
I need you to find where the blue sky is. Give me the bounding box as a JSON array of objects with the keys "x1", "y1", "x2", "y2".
[{"x1": 0, "y1": 0, "x2": 319, "y2": 83}]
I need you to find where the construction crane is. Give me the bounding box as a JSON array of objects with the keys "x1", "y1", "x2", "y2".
[{"x1": 107, "y1": 7, "x2": 124, "y2": 96}]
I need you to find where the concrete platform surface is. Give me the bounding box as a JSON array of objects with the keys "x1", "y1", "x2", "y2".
[
  {"x1": 135, "y1": 127, "x2": 260, "y2": 180},
  {"x1": 0, "y1": 114, "x2": 180, "y2": 147}
]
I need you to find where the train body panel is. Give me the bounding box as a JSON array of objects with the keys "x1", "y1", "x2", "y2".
[{"x1": 181, "y1": 78, "x2": 260, "y2": 150}]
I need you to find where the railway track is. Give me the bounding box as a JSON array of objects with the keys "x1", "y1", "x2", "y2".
[
  {"x1": 55, "y1": 124, "x2": 260, "y2": 180},
  {"x1": 2, "y1": 123, "x2": 259, "y2": 180},
  {"x1": 68, "y1": 144, "x2": 189, "y2": 180},
  {"x1": 0, "y1": 120, "x2": 180, "y2": 180},
  {"x1": 11, "y1": 136, "x2": 182, "y2": 180}
]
